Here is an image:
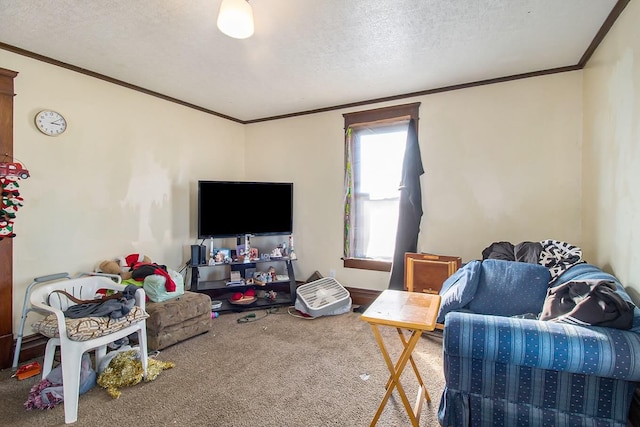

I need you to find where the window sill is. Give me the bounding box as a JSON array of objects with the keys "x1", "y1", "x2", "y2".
[{"x1": 343, "y1": 258, "x2": 391, "y2": 272}]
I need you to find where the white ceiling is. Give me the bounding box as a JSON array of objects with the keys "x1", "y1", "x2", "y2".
[{"x1": 0, "y1": 0, "x2": 624, "y2": 123}]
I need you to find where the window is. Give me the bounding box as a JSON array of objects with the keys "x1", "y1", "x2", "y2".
[{"x1": 343, "y1": 103, "x2": 420, "y2": 271}]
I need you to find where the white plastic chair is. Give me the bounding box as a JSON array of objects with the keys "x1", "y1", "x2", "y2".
[
  {"x1": 13, "y1": 272, "x2": 124, "y2": 371},
  {"x1": 29, "y1": 275, "x2": 148, "y2": 424}
]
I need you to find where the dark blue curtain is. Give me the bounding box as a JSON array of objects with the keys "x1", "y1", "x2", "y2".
[{"x1": 388, "y1": 119, "x2": 424, "y2": 290}]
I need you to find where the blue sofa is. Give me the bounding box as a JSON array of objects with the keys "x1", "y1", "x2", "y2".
[{"x1": 437, "y1": 260, "x2": 640, "y2": 426}]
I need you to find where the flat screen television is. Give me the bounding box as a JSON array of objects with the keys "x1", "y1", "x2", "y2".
[{"x1": 198, "y1": 180, "x2": 293, "y2": 238}]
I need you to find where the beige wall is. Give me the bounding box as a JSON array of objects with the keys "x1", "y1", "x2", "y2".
[
  {"x1": 0, "y1": 50, "x2": 246, "y2": 332},
  {"x1": 246, "y1": 71, "x2": 584, "y2": 290},
  {"x1": 2, "y1": 38, "x2": 586, "y2": 333},
  {"x1": 582, "y1": 0, "x2": 640, "y2": 296}
]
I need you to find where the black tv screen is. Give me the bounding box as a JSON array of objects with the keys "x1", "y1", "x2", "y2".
[{"x1": 198, "y1": 181, "x2": 293, "y2": 238}]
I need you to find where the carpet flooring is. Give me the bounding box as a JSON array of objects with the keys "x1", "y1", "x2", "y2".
[{"x1": 0, "y1": 307, "x2": 445, "y2": 426}]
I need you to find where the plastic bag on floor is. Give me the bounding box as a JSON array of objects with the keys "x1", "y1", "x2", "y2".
[{"x1": 24, "y1": 353, "x2": 96, "y2": 410}]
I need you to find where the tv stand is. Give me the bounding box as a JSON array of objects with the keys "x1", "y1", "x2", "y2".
[{"x1": 189, "y1": 257, "x2": 297, "y2": 313}]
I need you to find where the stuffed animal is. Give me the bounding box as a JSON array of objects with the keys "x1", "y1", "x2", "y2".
[
  {"x1": 98, "y1": 259, "x2": 131, "y2": 279},
  {"x1": 97, "y1": 254, "x2": 152, "y2": 280}
]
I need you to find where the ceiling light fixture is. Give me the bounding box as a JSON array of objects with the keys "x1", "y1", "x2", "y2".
[{"x1": 217, "y1": 0, "x2": 254, "y2": 39}]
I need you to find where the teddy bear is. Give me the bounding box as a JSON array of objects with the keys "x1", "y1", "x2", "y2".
[{"x1": 97, "y1": 254, "x2": 152, "y2": 281}]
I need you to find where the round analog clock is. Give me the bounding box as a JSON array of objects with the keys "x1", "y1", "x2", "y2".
[{"x1": 35, "y1": 110, "x2": 67, "y2": 136}]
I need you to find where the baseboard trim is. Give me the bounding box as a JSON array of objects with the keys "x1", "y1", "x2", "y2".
[
  {"x1": 345, "y1": 287, "x2": 381, "y2": 308},
  {"x1": 10, "y1": 334, "x2": 47, "y2": 368}
]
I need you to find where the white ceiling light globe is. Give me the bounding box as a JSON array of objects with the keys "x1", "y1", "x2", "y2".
[{"x1": 217, "y1": 0, "x2": 254, "y2": 39}]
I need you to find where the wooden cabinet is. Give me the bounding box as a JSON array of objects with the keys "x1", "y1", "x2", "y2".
[
  {"x1": 0, "y1": 68, "x2": 18, "y2": 369},
  {"x1": 404, "y1": 252, "x2": 461, "y2": 294}
]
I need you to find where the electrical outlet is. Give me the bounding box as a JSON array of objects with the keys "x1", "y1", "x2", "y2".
[{"x1": 329, "y1": 269, "x2": 336, "y2": 278}]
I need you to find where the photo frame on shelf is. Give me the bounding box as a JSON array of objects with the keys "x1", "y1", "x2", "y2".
[
  {"x1": 213, "y1": 248, "x2": 231, "y2": 263},
  {"x1": 236, "y1": 244, "x2": 246, "y2": 257}
]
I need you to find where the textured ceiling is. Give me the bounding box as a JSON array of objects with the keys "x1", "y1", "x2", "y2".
[{"x1": 0, "y1": 0, "x2": 624, "y2": 122}]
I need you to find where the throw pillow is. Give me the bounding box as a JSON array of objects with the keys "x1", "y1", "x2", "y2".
[
  {"x1": 467, "y1": 259, "x2": 551, "y2": 317},
  {"x1": 436, "y1": 260, "x2": 481, "y2": 323}
]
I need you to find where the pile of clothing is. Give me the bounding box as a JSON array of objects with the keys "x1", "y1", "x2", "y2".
[{"x1": 482, "y1": 239, "x2": 584, "y2": 284}]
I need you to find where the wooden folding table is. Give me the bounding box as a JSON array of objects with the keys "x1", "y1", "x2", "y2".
[{"x1": 360, "y1": 289, "x2": 441, "y2": 426}]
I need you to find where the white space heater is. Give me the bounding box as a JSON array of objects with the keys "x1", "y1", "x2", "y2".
[{"x1": 294, "y1": 277, "x2": 351, "y2": 318}]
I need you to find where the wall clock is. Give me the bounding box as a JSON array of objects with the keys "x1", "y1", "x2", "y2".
[{"x1": 34, "y1": 110, "x2": 67, "y2": 136}]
